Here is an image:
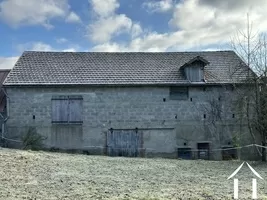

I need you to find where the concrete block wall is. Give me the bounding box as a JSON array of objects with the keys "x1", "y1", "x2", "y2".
[{"x1": 4, "y1": 85, "x2": 259, "y2": 160}]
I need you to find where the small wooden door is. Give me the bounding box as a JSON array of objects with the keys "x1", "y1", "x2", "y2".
[
  {"x1": 197, "y1": 143, "x2": 210, "y2": 160},
  {"x1": 178, "y1": 148, "x2": 192, "y2": 159},
  {"x1": 107, "y1": 129, "x2": 142, "y2": 157}
]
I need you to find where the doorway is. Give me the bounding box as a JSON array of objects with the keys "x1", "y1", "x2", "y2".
[{"x1": 197, "y1": 142, "x2": 210, "y2": 160}]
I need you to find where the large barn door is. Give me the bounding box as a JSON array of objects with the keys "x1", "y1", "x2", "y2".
[{"x1": 107, "y1": 129, "x2": 142, "y2": 157}]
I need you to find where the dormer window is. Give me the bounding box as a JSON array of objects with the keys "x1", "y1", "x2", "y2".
[{"x1": 181, "y1": 56, "x2": 209, "y2": 82}]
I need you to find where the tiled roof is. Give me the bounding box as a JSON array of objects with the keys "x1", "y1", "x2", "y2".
[
  {"x1": 0, "y1": 70, "x2": 10, "y2": 85},
  {"x1": 4, "y1": 51, "x2": 250, "y2": 86}
]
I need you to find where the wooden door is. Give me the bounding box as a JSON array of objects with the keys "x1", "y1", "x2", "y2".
[
  {"x1": 107, "y1": 129, "x2": 142, "y2": 157},
  {"x1": 197, "y1": 143, "x2": 210, "y2": 160}
]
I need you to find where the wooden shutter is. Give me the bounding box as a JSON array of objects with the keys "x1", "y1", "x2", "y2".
[
  {"x1": 52, "y1": 95, "x2": 83, "y2": 124},
  {"x1": 191, "y1": 67, "x2": 199, "y2": 82},
  {"x1": 52, "y1": 97, "x2": 69, "y2": 123},
  {"x1": 69, "y1": 97, "x2": 83, "y2": 123},
  {"x1": 184, "y1": 62, "x2": 204, "y2": 82},
  {"x1": 200, "y1": 68, "x2": 204, "y2": 81}
]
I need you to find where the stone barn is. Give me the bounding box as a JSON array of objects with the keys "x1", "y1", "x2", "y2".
[{"x1": 2, "y1": 51, "x2": 259, "y2": 160}]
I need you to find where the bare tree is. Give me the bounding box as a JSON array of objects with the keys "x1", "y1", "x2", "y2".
[{"x1": 231, "y1": 14, "x2": 267, "y2": 161}]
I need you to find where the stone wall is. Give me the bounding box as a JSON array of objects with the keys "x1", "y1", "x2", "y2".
[{"x1": 4, "y1": 85, "x2": 260, "y2": 160}]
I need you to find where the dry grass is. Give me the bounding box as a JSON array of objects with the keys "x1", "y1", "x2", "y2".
[{"x1": 0, "y1": 148, "x2": 267, "y2": 200}]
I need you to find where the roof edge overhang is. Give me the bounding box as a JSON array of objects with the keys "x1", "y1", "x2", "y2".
[
  {"x1": 0, "y1": 69, "x2": 11, "y2": 72},
  {"x1": 3, "y1": 82, "x2": 249, "y2": 88}
]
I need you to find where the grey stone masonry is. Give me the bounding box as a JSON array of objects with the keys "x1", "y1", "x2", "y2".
[{"x1": 5, "y1": 85, "x2": 260, "y2": 160}]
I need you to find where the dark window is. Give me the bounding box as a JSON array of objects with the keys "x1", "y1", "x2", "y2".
[
  {"x1": 203, "y1": 86, "x2": 212, "y2": 91},
  {"x1": 225, "y1": 85, "x2": 234, "y2": 91},
  {"x1": 170, "y1": 87, "x2": 188, "y2": 100},
  {"x1": 51, "y1": 95, "x2": 83, "y2": 124}
]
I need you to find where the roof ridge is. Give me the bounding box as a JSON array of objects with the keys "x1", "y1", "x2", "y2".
[{"x1": 23, "y1": 50, "x2": 235, "y2": 54}]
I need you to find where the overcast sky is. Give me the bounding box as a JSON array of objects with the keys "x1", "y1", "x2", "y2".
[{"x1": 0, "y1": 0, "x2": 266, "y2": 69}]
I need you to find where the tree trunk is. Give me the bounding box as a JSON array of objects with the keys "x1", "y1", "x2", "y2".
[{"x1": 262, "y1": 141, "x2": 266, "y2": 162}]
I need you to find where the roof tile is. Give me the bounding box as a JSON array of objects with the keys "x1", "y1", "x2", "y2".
[{"x1": 4, "y1": 51, "x2": 249, "y2": 86}]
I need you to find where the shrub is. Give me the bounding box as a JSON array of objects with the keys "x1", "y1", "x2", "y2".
[{"x1": 22, "y1": 127, "x2": 46, "y2": 150}]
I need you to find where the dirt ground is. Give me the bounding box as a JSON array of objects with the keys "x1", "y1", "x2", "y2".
[{"x1": 0, "y1": 148, "x2": 267, "y2": 200}]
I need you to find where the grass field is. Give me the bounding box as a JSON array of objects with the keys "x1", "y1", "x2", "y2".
[{"x1": 0, "y1": 148, "x2": 266, "y2": 200}]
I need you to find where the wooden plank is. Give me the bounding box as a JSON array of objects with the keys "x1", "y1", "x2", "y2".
[
  {"x1": 107, "y1": 129, "x2": 142, "y2": 157},
  {"x1": 199, "y1": 68, "x2": 204, "y2": 81},
  {"x1": 51, "y1": 99, "x2": 68, "y2": 123},
  {"x1": 107, "y1": 130, "x2": 114, "y2": 156},
  {"x1": 128, "y1": 131, "x2": 132, "y2": 157},
  {"x1": 136, "y1": 131, "x2": 141, "y2": 156},
  {"x1": 69, "y1": 99, "x2": 83, "y2": 123}
]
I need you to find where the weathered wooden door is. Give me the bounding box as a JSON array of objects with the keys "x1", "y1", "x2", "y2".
[
  {"x1": 197, "y1": 142, "x2": 210, "y2": 160},
  {"x1": 107, "y1": 130, "x2": 142, "y2": 157}
]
